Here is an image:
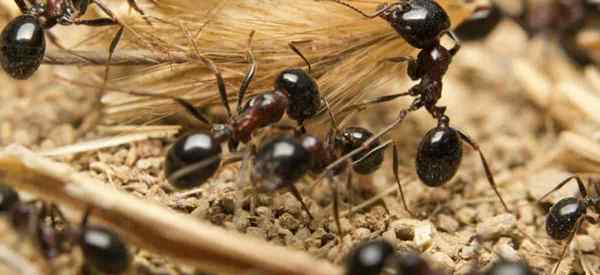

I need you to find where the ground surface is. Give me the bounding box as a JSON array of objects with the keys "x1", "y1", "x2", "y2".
[{"x1": 1, "y1": 1, "x2": 600, "y2": 275}]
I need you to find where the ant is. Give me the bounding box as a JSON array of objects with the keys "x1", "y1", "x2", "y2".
[
  {"x1": 0, "y1": 0, "x2": 146, "y2": 79},
  {"x1": 161, "y1": 34, "x2": 323, "y2": 189},
  {"x1": 316, "y1": 0, "x2": 510, "y2": 213},
  {"x1": 537, "y1": 175, "x2": 600, "y2": 274},
  {"x1": 344, "y1": 239, "x2": 536, "y2": 275},
  {"x1": 454, "y1": 0, "x2": 600, "y2": 66},
  {"x1": 0, "y1": 184, "x2": 130, "y2": 274}
]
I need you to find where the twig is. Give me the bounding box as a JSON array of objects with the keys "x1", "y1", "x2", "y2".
[
  {"x1": 0, "y1": 145, "x2": 342, "y2": 275},
  {"x1": 0, "y1": 243, "x2": 43, "y2": 275},
  {"x1": 43, "y1": 50, "x2": 191, "y2": 66}
]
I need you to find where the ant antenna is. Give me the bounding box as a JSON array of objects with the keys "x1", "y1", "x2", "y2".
[
  {"x1": 321, "y1": 0, "x2": 405, "y2": 18},
  {"x1": 289, "y1": 42, "x2": 312, "y2": 73},
  {"x1": 237, "y1": 31, "x2": 257, "y2": 113},
  {"x1": 180, "y1": 22, "x2": 232, "y2": 118},
  {"x1": 538, "y1": 175, "x2": 587, "y2": 202}
]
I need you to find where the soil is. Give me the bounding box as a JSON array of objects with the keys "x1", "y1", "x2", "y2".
[{"x1": 1, "y1": 1, "x2": 600, "y2": 275}]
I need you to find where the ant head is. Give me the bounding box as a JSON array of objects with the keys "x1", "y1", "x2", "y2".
[
  {"x1": 80, "y1": 225, "x2": 131, "y2": 274},
  {"x1": 396, "y1": 253, "x2": 430, "y2": 275},
  {"x1": 484, "y1": 260, "x2": 536, "y2": 275},
  {"x1": 415, "y1": 125, "x2": 462, "y2": 187},
  {"x1": 454, "y1": 3, "x2": 503, "y2": 41},
  {"x1": 345, "y1": 239, "x2": 395, "y2": 275},
  {"x1": 164, "y1": 132, "x2": 222, "y2": 189},
  {"x1": 0, "y1": 15, "x2": 46, "y2": 79},
  {"x1": 0, "y1": 184, "x2": 19, "y2": 212},
  {"x1": 546, "y1": 197, "x2": 586, "y2": 240},
  {"x1": 335, "y1": 127, "x2": 384, "y2": 175},
  {"x1": 253, "y1": 135, "x2": 311, "y2": 192},
  {"x1": 274, "y1": 69, "x2": 321, "y2": 122},
  {"x1": 382, "y1": 0, "x2": 451, "y2": 49}
]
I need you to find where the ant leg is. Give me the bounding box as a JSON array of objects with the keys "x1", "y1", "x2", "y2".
[
  {"x1": 127, "y1": 0, "x2": 146, "y2": 16},
  {"x1": 552, "y1": 218, "x2": 583, "y2": 274},
  {"x1": 327, "y1": 172, "x2": 343, "y2": 236},
  {"x1": 444, "y1": 31, "x2": 462, "y2": 56},
  {"x1": 14, "y1": 0, "x2": 28, "y2": 13},
  {"x1": 81, "y1": 207, "x2": 92, "y2": 228},
  {"x1": 289, "y1": 42, "x2": 312, "y2": 73},
  {"x1": 393, "y1": 143, "x2": 415, "y2": 217},
  {"x1": 288, "y1": 184, "x2": 314, "y2": 220},
  {"x1": 237, "y1": 31, "x2": 257, "y2": 113},
  {"x1": 180, "y1": 23, "x2": 232, "y2": 119},
  {"x1": 538, "y1": 176, "x2": 587, "y2": 202},
  {"x1": 339, "y1": 91, "x2": 411, "y2": 114},
  {"x1": 346, "y1": 168, "x2": 354, "y2": 217},
  {"x1": 167, "y1": 154, "x2": 243, "y2": 184},
  {"x1": 457, "y1": 130, "x2": 510, "y2": 213},
  {"x1": 320, "y1": 0, "x2": 405, "y2": 19}
]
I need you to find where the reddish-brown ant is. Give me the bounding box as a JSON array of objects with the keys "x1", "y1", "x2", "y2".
[
  {"x1": 537, "y1": 175, "x2": 600, "y2": 274},
  {"x1": 317, "y1": 0, "x2": 510, "y2": 213},
  {"x1": 0, "y1": 0, "x2": 146, "y2": 79},
  {"x1": 157, "y1": 34, "x2": 323, "y2": 189}
]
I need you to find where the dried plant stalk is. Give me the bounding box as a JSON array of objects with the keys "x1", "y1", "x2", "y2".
[
  {"x1": 57, "y1": 0, "x2": 472, "y2": 127},
  {"x1": 0, "y1": 146, "x2": 341, "y2": 275}
]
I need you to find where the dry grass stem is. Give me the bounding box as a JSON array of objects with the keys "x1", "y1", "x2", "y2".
[{"x1": 0, "y1": 146, "x2": 341, "y2": 275}]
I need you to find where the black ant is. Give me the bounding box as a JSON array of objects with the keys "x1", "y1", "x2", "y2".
[
  {"x1": 0, "y1": 184, "x2": 130, "y2": 274},
  {"x1": 455, "y1": 0, "x2": 600, "y2": 66},
  {"x1": 317, "y1": 0, "x2": 510, "y2": 213},
  {"x1": 161, "y1": 34, "x2": 323, "y2": 189},
  {"x1": 0, "y1": 0, "x2": 146, "y2": 79},
  {"x1": 537, "y1": 175, "x2": 600, "y2": 274}
]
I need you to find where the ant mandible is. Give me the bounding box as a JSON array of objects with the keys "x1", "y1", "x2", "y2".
[
  {"x1": 318, "y1": 0, "x2": 510, "y2": 213},
  {"x1": 0, "y1": 0, "x2": 146, "y2": 79},
  {"x1": 537, "y1": 175, "x2": 600, "y2": 274}
]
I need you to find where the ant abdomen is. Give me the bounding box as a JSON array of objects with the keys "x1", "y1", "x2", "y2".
[
  {"x1": 253, "y1": 136, "x2": 311, "y2": 192},
  {"x1": 164, "y1": 132, "x2": 222, "y2": 189},
  {"x1": 454, "y1": 4, "x2": 503, "y2": 41},
  {"x1": 0, "y1": 15, "x2": 45, "y2": 80},
  {"x1": 546, "y1": 197, "x2": 586, "y2": 240},
  {"x1": 415, "y1": 125, "x2": 462, "y2": 187},
  {"x1": 80, "y1": 225, "x2": 131, "y2": 274},
  {"x1": 274, "y1": 69, "x2": 321, "y2": 123},
  {"x1": 336, "y1": 127, "x2": 384, "y2": 175},
  {"x1": 382, "y1": 0, "x2": 451, "y2": 49}
]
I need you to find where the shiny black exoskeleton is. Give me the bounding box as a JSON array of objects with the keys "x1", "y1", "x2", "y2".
[
  {"x1": 0, "y1": 15, "x2": 45, "y2": 79},
  {"x1": 546, "y1": 197, "x2": 586, "y2": 240},
  {"x1": 415, "y1": 120, "x2": 462, "y2": 186},
  {"x1": 1, "y1": 0, "x2": 145, "y2": 79},
  {"x1": 484, "y1": 260, "x2": 536, "y2": 275},
  {"x1": 275, "y1": 69, "x2": 321, "y2": 125},
  {"x1": 345, "y1": 239, "x2": 395, "y2": 275},
  {"x1": 160, "y1": 41, "x2": 324, "y2": 190},
  {"x1": 335, "y1": 127, "x2": 384, "y2": 175},
  {"x1": 413, "y1": 116, "x2": 509, "y2": 212},
  {"x1": 253, "y1": 136, "x2": 312, "y2": 192},
  {"x1": 252, "y1": 135, "x2": 314, "y2": 219},
  {"x1": 80, "y1": 225, "x2": 130, "y2": 274},
  {"x1": 454, "y1": 4, "x2": 503, "y2": 41},
  {"x1": 164, "y1": 132, "x2": 222, "y2": 189},
  {"x1": 537, "y1": 175, "x2": 600, "y2": 273},
  {"x1": 381, "y1": 0, "x2": 450, "y2": 49}
]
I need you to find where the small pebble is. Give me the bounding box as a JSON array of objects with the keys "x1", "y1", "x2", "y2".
[{"x1": 476, "y1": 214, "x2": 516, "y2": 240}]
